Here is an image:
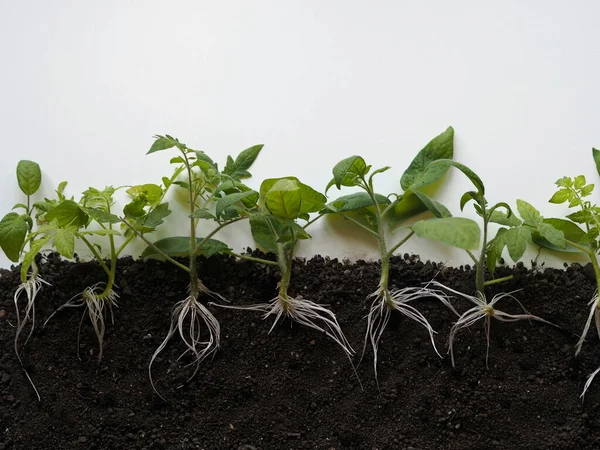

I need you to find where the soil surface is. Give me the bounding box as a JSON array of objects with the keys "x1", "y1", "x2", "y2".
[{"x1": 1, "y1": 252, "x2": 600, "y2": 449}]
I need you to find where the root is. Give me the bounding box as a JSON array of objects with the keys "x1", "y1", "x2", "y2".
[
  {"x1": 13, "y1": 274, "x2": 49, "y2": 401},
  {"x1": 213, "y1": 294, "x2": 354, "y2": 358},
  {"x1": 575, "y1": 290, "x2": 600, "y2": 356},
  {"x1": 149, "y1": 282, "x2": 221, "y2": 401},
  {"x1": 43, "y1": 282, "x2": 118, "y2": 362},
  {"x1": 363, "y1": 284, "x2": 453, "y2": 383}
]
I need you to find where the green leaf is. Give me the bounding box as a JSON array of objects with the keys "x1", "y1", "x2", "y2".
[
  {"x1": 223, "y1": 144, "x2": 263, "y2": 179},
  {"x1": 412, "y1": 217, "x2": 480, "y2": 250},
  {"x1": 532, "y1": 218, "x2": 586, "y2": 252},
  {"x1": 16, "y1": 160, "x2": 42, "y2": 196},
  {"x1": 141, "y1": 236, "x2": 229, "y2": 259},
  {"x1": 537, "y1": 222, "x2": 566, "y2": 249},
  {"x1": 148, "y1": 134, "x2": 185, "y2": 154},
  {"x1": 516, "y1": 199, "x2": 542, "y2": 226},
  {"x1": 489, "y1": 209, "x2": 522, "y2": 227},
  {"x1": 549, "y1": 189, "x2": 572, "y2": 204},
  {"x1": 20, "y1": 236, "x2": 50, "y2": 282},
  {"x1": 504, "y1": 226, "x2": 532, "y2": 262},
  {"x1": 400, "y1": 126, "x2": 454, "y2": 190},
  {"x1": 45, "y1": 200, "x2": 88, "y2": 228},
  {"x1": 84, "y1": 207, "x2": 120, "y2": 224},
  {"x1": 189, "y1": 208, "x2": 216, "y2": 220},
  {"x1": 389, "y1": 192, "x2": 427, "y2": 223},
  {"x1": 170, "y1": 156, "x2": 185, "y2": 164},
  {"x1": 126, "y1": 184, "x2": 163, "y2": 206},
  {"x1": 79, "y1": 229, "x2": 121, "y2": 236},
  {"x1": 330, "y1": 156, "x2": 368, "y2": 191},
  {"x1": 162, "y1": 177, "x2": 172, "y2": 189},
  {"x1": 575, "y1": 175, "x2": 587, "y2": 189},
  {"x1": 216, "y1": 191, "x2": 258, "y2": 219},
  {"x1": 12, "y1": 203, "x2": 28, "y2": 211},
  {"x1": 459, "y1": 191, "x2": 478, "y2": 211},
  {"x1": 123, "y1": 197, "x2": 147, "y2": 219},
  {"x1": 430, "y1": 160, "x2": 485, "y2": 196},
  {"x1": 324, "y1": 192, "x2": 390, "y2": 214},
  {"x1": 486, "y1": 228, "x2": 507, "y2": 274},
  {"x1": 144, "y1": 202, "x2": 171, "y2": 229},
  {"x1": 566, "y1": 210, "x2": 592, "y2": 224},
  {"x1": 249, "y1": 213, "x2": 278, "y2": 253},
  {"x1": 556, "y1": 177, "x2": 573, "y2": 188},
  {"x1": 0, "y1": 213, "x2": 29, "y2": 262},
  {"x1": 410, "y1": 189, "x2": 452, "y2": 218},
  {"x1": 53, "y1": 227, "x2": 76, "y2": 259},
  {"x1": 594, "y1": 149, "x2": 600, "y2": 178},
  {"x1": 569, "y1": 197, "x2": 581, "y2": 208},
  {"x1": 264, "y1": 179, "x2": 302, "y2": 219},
  {"x1": 298, "y1": 183, "x2": 326, "y2": 213},
  {"x1": 581, "y1": 184, "x2": 595, "y2": 197}
]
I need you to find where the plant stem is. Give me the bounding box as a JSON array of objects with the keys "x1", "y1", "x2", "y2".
[
  {"x1": 181, "y1": 151, "x2": 199, "y2": 298},
  {"x1": 276, "y1": 242, "x2": 294, "y2": 311},
  {"x1": 78, "y1": 235, "x2": 112, "y2": 277},
  {"x1": 483, "y1": 275, "x2": 513, "y2": 286},
  {"x1": 386, "y1": 230, "x2": 415, "y2": 259},
  {"x1": 339, "y1": 213, "x2": 379, "y2": 237},
  {"x1": 191, "y1": 217, "x2": 246, "y2": 255},
  {"x1": 228, "y1": 252, "x2": 279, "y2": 266},
  {"x1": 466, "y1": 250, "x2": 479, "y2": 265},
  {"x1": 475, "y1": 214, "x2": 488, "y2": 298}
]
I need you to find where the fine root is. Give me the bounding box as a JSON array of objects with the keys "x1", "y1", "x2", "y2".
[
  {"x1": 43, "y1": 282, "x2": 119, "y2": 362},
  {"x1": 576, "y1": 290, "x2": 600, "y2": 400},
  {"x1": 363, "y1": 284, "x2": 455, "y2": 382},
  {"x1": 149, "y1": 282, "x2": 221, "y2": 401}
]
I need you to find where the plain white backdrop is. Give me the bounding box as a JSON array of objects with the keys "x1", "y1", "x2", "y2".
[{"x1": 0, "y1": 0, "x2": 599, "y2": 268}]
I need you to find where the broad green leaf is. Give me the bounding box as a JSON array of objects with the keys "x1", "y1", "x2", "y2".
[
  {"x1": 189, "y1": 208, "x2": 216, "y2": 220},
  {"x1": 79, "y1": 229, "x2": 121, "y2": 236},
  {"x1": 12, "y1": 203, "x2": 28, "y2": 211},
  {"x1": 53, "y1": 227, "x2": 76, "y2": 259},
  {"x1": 44, "y1": 200, "x2": 88, "y2": 228},
  {"x1": 148, "y1": 134, "x2": 185, "y2": 154},
  {"x1": 549, "y1": 189, "x2": 572, "y2": 204},
  {"x1": 489, "y1": 209, "x2": 522, "y2": 227},
  {"x1": 330, "y1": 156, "x2": 368, "y2": 190},
  {"x1": 0, "y1": 213, "x2": 29, "y2": 262},
  {"x1": 123, "y1": 197, "x2": 147, "y2": 219},
  {"x1": 581, "y1": 184, "x2": 595, "y2": 197},
  {"x1": 144, "y1": 202, "x2": 171, "y2": 229},
  {"x1": 249, "y1": 213, "x2": 278, "y2": 253},
  {"x1": 412, "y1": 217, "x2": 480, "y2": 250},
  {"x1": 264, "y1": 179, "x2": 302, "y2": 219},
  {"x1": 575, "y1": 175, "x2": 587, "y2": 189},
  {"x1": 400, "y1": 126, "x2": 454, "y2": 190},
  {"x1": 410, "y1": 189, "x2": 452, "y2": 218},
  {"x1": 594, "y1": 149, "x2": 600, "y2": 178},
  {"x1": 223, "y1": 144, "x2": 263, "y2": 179},
  {"x1": 486, "y1": 228, "x2": 507, "y2": 274},
  {"x1": 126, "y1": 184, "x2": 163, "y2": 205},
  {"x1": 194, "y1": 151, "x2": 216, "y2": 169},
  {"x1": 141, "y1": 236, "x2": 229, "y2": 259},
  {"x1": 516, "y1": 199, "x2": 542, "y2": 226},
  {"x1": 566, "y1": 210, "x2": 592, "y2": 224},
  {"x1": 84, "y1": 207, "x2": 120, "y2": 224},
  {"x1": 216, "y1": 191, "x2": 258, "y2": 219},
  {"x1": 532, "y1": 218, "x2": 586, "y2": 252},
  {"x1": 271, "y1": 216, "x2": 312, "y2": 243},
  {"x1": 16, "y1": 160, "x2": 42, "y2": 196},
  {"x1": 20, "y1": 236, "x2": 50, "y2": 282},
  {"x1": 430, "y1": 160, "x2": 485, "y2": 196},
  {"x1": 298, "y1": 183, "x2": 326, "y2": 213},
  {"x1": 389, "y1": 192, "x2": 428, "y2": 223},
  {"x1": 504, "y1": 226, "x2": 532, "y2": 262},
  {"x1": 324, "y1": 192, "x2": 390, "y2": 214},
  {"x1": 569, "y1": 197, "x2": 581, "y2": 208},
  {"x1": 537, "y1": 222, "x2": 566, "y2": 249}
]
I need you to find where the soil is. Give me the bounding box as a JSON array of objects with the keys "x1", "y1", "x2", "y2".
[{"x1": 1, "y1": 251, "x2": 600, "y2": 450}]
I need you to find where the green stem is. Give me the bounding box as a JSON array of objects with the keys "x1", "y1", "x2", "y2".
[
  {"x1": 483, "y1": 275, "x2": 513, "y2": 286},
  {"x1": 587, "y1": 253, "x2": 600, "y2": 300},
  {"x1": 303, "y1": 213, "x2": 324, "y2": 230},
  {"x1": 475, "y1": 214, "x2": 488, "y2": 298},
  {"x1": 276, "y1": 242, "x2": 294, "y2": 311},
  {"x1": 465, "y1": 250, "x2": 479, "y2": 265},
  {"x1": 228, "y1": 252, "x2": 279, "y2": 266},
  {"x1": 339, "y1": 213, "x2": 379, "y2": 237},
  {"x1": 191, "y1": 216, "x2": 246, "y2": 255},
  {"x1": 78, "y1": 235, "x2": 112, "y2": 277},
  {"x1": 386, "y1": 230, "x2": 415, "y2": 259},
  {"x1": 181, "y1": 151, "x2": 199, "y2": 298}
]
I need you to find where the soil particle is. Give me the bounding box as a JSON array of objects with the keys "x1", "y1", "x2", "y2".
[{"x1": 0, "y1": 252, "x2": 600, "y2": 449}]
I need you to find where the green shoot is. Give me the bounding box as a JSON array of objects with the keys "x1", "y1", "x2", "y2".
[
  {"x1": 123, "y1": 134, "x2": 264, "y2": 399},
  {"x1": 212, "y1": 176, "x2": 354, "y2": 358},
  {"x1": 427, "y1": 160, "x2": 565, "y2": 367},
  {"x1": 325, "y1": 127, "x2": 480, "y2": 379},
  {"x1": 0, "y1": 160, "x2": 45, "y2": 400}
]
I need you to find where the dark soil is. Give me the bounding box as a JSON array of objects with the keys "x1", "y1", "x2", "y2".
[{"x1": 1, "y1": 252, "x2": 600, "y2": 449}]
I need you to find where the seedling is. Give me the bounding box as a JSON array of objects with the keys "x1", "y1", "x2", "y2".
[
  {"x1": 426, "y1": 160, "x2": 565, "y2": 367},
  {"x1": 21, "y1": 182, "x2": 171, "y2": 363},
  {"x1": 0, "y1": 160, "x2": 46, "y2": 399},
  {"x1": 537, "y1": 149, "x2": 600, "y2": 396},
  {"x1": 212, "y1": 177, "x2": 355, "y2": 358},
  {"x1": 122, "y1": 135, "x2": 265, "y2": 399},
  {"x1": 325, "y1": 127, "x2": 480, "y2": 379}
]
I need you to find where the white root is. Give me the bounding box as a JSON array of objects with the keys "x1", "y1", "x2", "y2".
[
  {"x1": 149, "y1": 281, "x2": 221, "y2": 401},
  {"x1": 429, "y1": 281, "x2": 554, "y2": 368},
  {"x1": 212, "y1": 293, "x2": 354, "y2": 358},
  {"x1": 13, "y1": 274, "x2": 50, "y2": 401},
  {"x1": 43, "y1": 282, "x2": 119, "y2": 362},
  {"x1": 575, "y1": 290, "x2": 600, "y2": 356},
  {"x1": 363, "y1": 284, "x2": 455, "y2": 382}
]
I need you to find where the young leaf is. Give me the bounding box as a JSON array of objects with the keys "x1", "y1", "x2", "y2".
[
  {"x1": 400, "y1": 126, "x2": 454, "y2": 190},
  {"x1": 148, "y1": 135, "x2": 185, "y2": 154},
  {"x1": 52, "y1": 227, "x2": 76, "y2": 259},
  {"x1": 330, "y1": 156, "x2": 368, "y2": 191},
  {"x1": 430, "y1": 160, "x2": 485, "y2": 196},
  {"x1": 144, "y1": 203, "x2": 171, "y2": 229},
  {"x1": 141, "y1": 237, "x2": 229, "y2": 259},
  {"x1": 556, "y1": 176, "x2": 573, "y2": 188},
  {"x1": 16, "y1": 160, "x2": 42, "y2": 196},
  {"x1": 264, "y1": 179, "x2": 302, "y2": 219},
  {"x1": 537, "y1": 222, "x2": 566, "y2": 249},
  {"x1": 488, "y1": 209, "x2": 522, "y2": 227},
  {"x1": 0, "y1": 213, "x2": 29, "y2": 262},
  {"x1": 549, "y1": 189, "x2": 572, "y2": 204},
  {"x1": 223, "y1": 144, "x2": 263, "y2": 179},
  {"x1": 566, "y1": 210, "x2": 592, "y2": 224},
  {"x1": 516, "y1": 200, "x2": 542, "y2": 226},
  {"x1": 594, "y1": 148, "x2": 600, "y2": 177},
  {"x1": 581, "y1": 184, "x2": 595, "y2": 197},
  {"x1": 324, "y1": 192, "x2": 390, "y2": 213},
  {"x1": 84, "y1": 207, "x2": 121, "y2": 224},
  {"x1": 409, "y1": 189, "x2": 452, "y2": 218},
  {"x1": 215, "y1": 191, "x2": 258, "y2": 219},
  {"x1": 504, "y1": 226, "x2": 532, "y2": 262},
  {"x1": 574, "y1": 175, "x2": 587, "y2": 189},
  {"x1": 189, "y1": 208, "x2": 216, "y2": 220},
  {"x1": 45, "y1": 200, "x2": 88, "y2": 228},
  {"x1": 532, "y1": 218, "x2": 586, "y2": 252},
  {"x1": 249, "y1": 213, "x2": 278, "y2": 253},
  {"x1": 486, "y1": 228, "x2": 507, "y2": 274},
  {"x1": 412, "y1": 217, "x2": 480, "y2": 250}
]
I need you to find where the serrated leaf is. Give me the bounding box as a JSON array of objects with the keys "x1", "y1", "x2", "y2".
[
  {"x1": 324, "y1": 192, "x2": 390, "y2": 214},
  {"x1": 581, "y1": 184, "x2": 595, "y2": 197},
  {"x1": 504, "y1": 226, "x2": 531, "y2": 262},
  {"x1": 532, "y1": 218, "x2": 586, "y2": 252},
  {"x1": 537, "y1": 222, "x2": 566, "y2": 249},
  {"x1": 549, "y1": 189, "x2": 572, "y2": 204},
  {"x1": 84, "y1": 207, "x2": 121, "y2": 224},
  {"x1": 223, "y1": 144, "x2": 263, "y2": 179},
  {"x1": 148, "y1": 134, "x2": 185, "y2": 154},
  {"x1": 45, "y1": 200, "x2": 88, "y2": 228},
  {"x1": 516, "y1": 199, "x2": 542, "y2": 226},
  {"x1": 79, "y1": 229, "x2": 121, "y2": 236},
  {"x1": 330, "y1": 156, "x2": 368, "y2": 191},
  {"x1": 412, "y1": 217, "x2": 480, "y2": 250},
  {"x1": 189, "y1": 208, "x2": 216, "y2": 220},
  {"x1": 556, "y1": 177, "x2": 573, "y2": 188},
  {"x1": 575, "y1": 175, "x2": 587, "y2": 189},
  {"x1": 16, "y1": 160, "x2": 42, "y2": 196},
  {"x1": 144, "y1": 202, "x2": 171, "y2": 229},
  {"x1": 216, "y1": 191, "x2": 258, "y2": 219},
  {"x1": 123, "y1": 197, "x2": 147, "y2": 219},
  {"x1": 566, "y1": 210, "x2": 592, "y2": 224},
  {"x1": 141, "y1": 236, "x2": 229, "y2": 259},
  {"x1": 400, "y1": 126, "x2": 454, "y2": 190},
  {"x1": 0, "y1": 213, "x2": 29, "y2": 262},
  {"x1": 569, "y1": 197, "x2": 582, "y2": 208}
]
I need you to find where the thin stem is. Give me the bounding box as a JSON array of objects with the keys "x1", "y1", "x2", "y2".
[
  {"x1": 182, "y1": 151, "x2": 199, "y2": 298},
  {"x1": 228, "y1": 252, "x2": 279, "y2": 266},
  {"x1": 339, "y1": 212, "x2": 379, "y2": 237},
  {"x1": 120, "y1": 218, "x2": 191, "y2": 273},
  {"x1": 386, "y1": 230, "x2": 415, "y2": 259},
  {"x1": 475, "y1": 213, "x2": 488, "y2": 297},
  {"x1": 483, "y1": 275, "x2": 513, "y2": 286},
  {"x1": 303, "y1": 213, "x2": 324, "y2": 230},
  {"x1": 465, "y1": 250, "x2": 479, "y2": 265},
  {"x1": 191, "y1": 216, "x2": 246, "y2": 255},
  {"x1": 78, "y1": 235, "x2": 111, "y2": 276}
]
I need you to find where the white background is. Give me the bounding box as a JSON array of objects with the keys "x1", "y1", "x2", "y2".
[{"x1": 1, "y1": 0, "x2": 599, "y2": 269}]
